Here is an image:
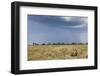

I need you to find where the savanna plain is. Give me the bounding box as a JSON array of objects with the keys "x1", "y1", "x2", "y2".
[{"x1": 28, "y1": 44, "x2": 88, "y2": 61}]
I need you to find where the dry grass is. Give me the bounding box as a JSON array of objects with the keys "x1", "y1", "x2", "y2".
[{"x1": 28, "y1": 45, "x2": 88, "y2": 61}]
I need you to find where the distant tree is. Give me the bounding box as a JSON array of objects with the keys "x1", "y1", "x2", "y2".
[
  {"x1": 86, "y1": 43, "x2": 88, "y2": 45},
  {"x1": 56, "y1": 42, "x2": 60, "y2": 45},
  {"x1": 79, "y1": 43, "x2": 83, "y2": 45},
  {"x1": 33, "y1": 43, "x2": 35, "y2": 45},
  {"x1": 52, "y1": 43, "x2": 56, "y2": 45},
  {"x1": 61, "y1": 42, "x2": 65, "y2": 45},
  {"x1": 42, "y1": 43, "x2": 45, "y2": 45},
  {"x1": 33, "y1": 43, "x2": 39, "y2": 45},
  {"x1": 47, "y1": 43, "x2": 51, "y2": 45},
  {"x1": 72, "y1": 43, "x2": 75, "y2": 45}
]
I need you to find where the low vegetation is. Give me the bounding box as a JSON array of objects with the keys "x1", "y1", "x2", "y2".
[{"x1": 28, "y1": 44, "x2": 88, "y2": 61}]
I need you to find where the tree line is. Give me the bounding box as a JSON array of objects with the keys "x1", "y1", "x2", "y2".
[{"x1": 32, "y1": 42, "x2": 88, "y2": 45}]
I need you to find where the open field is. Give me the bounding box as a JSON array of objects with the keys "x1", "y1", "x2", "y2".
[{"x1": 28, "y1": 45, "x2": 88, "y2": 61}]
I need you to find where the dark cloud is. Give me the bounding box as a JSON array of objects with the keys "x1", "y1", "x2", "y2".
[
  {"x1": 28, "y1": 15, "x2": 88, "y2": 44},
  {"x1": 28, "y1": 15, "x2": 87, "y2": 29}
]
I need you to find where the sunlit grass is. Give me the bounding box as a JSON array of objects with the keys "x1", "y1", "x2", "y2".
[{"x1": 28, "y1": 45, "x2": 88, "y2": 61}]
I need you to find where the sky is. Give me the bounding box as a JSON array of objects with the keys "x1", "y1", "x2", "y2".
[{"x1": 28, "y1": 15, "x2": 88, "y2": 44}]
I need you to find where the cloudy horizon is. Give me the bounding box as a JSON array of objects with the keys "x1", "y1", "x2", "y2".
[{"x1": 28, "y1": 15, "x2": 88, "y2": 45}]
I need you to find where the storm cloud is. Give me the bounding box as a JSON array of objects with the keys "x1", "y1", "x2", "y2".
[{"x1": 28, "y1": 15, "x2": 88, "y2": 44}]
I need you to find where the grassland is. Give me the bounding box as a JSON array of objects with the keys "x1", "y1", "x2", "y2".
[{"x1": 28, "y1": 45, "x2": 88, "y2": 61}]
